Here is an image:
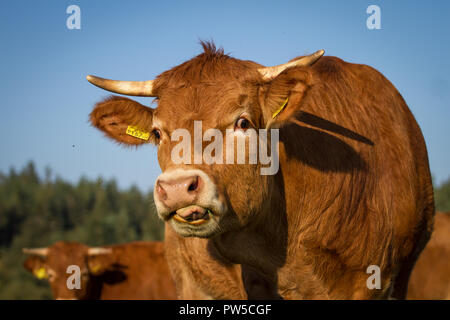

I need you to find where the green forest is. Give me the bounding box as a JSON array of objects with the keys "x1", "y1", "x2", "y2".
[{"x1": 0, "y1": 162, "x2": 449, "y2": 299}]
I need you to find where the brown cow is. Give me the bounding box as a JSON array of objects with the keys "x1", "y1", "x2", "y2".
[
  {"x1": 87, "y1": 42, "x2": 434, "y2": 299},
  {"x1": 23, "y1": 241, "x2": 177, "y2": 300},
  {"x1": 407, "y1": 212, "x2": 450, "y2": 299}
]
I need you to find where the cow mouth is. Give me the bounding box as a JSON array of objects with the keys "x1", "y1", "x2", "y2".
[{"x1": 171, "y1": 205, "x2": 212, "y2": 225}]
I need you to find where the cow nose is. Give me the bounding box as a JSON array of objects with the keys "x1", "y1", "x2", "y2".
[{"x1": 155, "y1": 175, "x2": 203, "y2": 210}]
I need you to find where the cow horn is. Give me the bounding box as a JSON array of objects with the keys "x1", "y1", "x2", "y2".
[
  {"x1": 22, "y1": 248, "x2": 49, "y2": 257},
  {"x1": 258, "y1": 49, "x2": 325, "y2": 80},
  {"x1": 87, "y1": 247, "x2": 113, "y2": 255},
  {"x1": 86, "y1": 75, "x2": 156, "y2": 97}
]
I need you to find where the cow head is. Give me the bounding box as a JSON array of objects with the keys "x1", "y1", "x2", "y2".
[
  {"x1": 88, "y1": 42, "x2": 323, "y2": 238},
  {"x1": 23, "y1": 242, "x2": 114, "y2": 300}
]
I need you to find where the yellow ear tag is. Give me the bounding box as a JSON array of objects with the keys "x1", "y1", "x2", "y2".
[
  {"x1": 272, "y1": 98, "x2": 289, "y2": 119},
  {"x1": 34, "y1": 267, "x2": 48, "y2": 279},
  {"x1": 90, "y1": 264, "x2": 102, "y2": 274},
  {"x1": 126, "y1": 126, "x2": 150, "y2": 140}
]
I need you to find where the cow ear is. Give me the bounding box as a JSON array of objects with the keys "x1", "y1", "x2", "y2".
[
  {"x1": 23, "y1": 256, "x2": 48, "y2": 279},
  {"x1": 258, "y1": 68, "x2": 310, "y2": 128},
  {"x1": 90, "y1": 95, "x2": 157, "y2": 146}
]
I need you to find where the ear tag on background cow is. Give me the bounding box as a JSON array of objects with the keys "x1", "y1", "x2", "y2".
[
  {"x1": 90, "y1": 264, "x2": 102, "y2": 274},
  {"x1": 272, "y1": 98, "x2": 289, "y2": 119},
  {"x1": 126, "y1": 125, "x2": 150, "y2": 140},
  {"x1": 34, "y1": 267, "x2": 48, "y2": 279}
]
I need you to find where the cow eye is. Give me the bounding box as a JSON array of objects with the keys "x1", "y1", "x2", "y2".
[
  {"x1": 152, "y1": 129, "x2": 161, "y2": 140},
  {"x1": 235, "y1": 117, "x2": 250, "y2": 131}
]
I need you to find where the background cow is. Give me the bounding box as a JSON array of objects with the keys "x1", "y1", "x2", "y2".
[
  {"x1": 23, "y1": 241, "x2": 177, "y2": 300},
  {"x1": 407, "y1": 211, "x2": 450, "y2": 300},
  {"x1": 87, "y1": 42, "x2": 434, "y2": 299}
]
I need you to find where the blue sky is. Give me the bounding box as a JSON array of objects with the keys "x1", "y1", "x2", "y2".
[{"x1": 0, "y1": 0, "x2": 449, "y2": 192}]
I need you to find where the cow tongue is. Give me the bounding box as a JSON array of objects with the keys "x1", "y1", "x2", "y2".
[{"x1": 176, "y1": 205, "x2": 207, "y2": 220}]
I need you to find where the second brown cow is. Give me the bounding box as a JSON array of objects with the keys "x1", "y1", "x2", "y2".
[
  {"x1": 407, "y1": 212, "x2": 450, "y2": 300},
  {"x1": 23, "y1": 241, "x2": 177, "y2": 300}
]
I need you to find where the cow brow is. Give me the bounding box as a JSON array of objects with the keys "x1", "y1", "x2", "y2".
[
  {"x1": 203, "y1": 108, "x2": 253, "y2": 131},
  {"x1": 217, "y1": 107, "x2": 248, "y2": 126},
  {"x1": 151, "y1": 117, "x2": 170, "y2": 135},
  {"x1": 154, "y1": 107, "x2": 251, "y2": 132}
]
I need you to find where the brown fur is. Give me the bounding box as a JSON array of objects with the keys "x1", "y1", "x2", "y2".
[
  {"x1": 164, "y1": 225, "x2": 247, "y2": 299},
  {"x1": 407, "y1": 212, "x2": 450, "y2": 299},
  {"x1": 23, "y1": 241, "x2": 177, "y2": 300},
  {"x1": 89, "y1": 42, "x2": 435, "y2": 299}
]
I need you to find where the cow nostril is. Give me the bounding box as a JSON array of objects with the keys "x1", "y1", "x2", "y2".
[
  {"x1": 187, "y1": 176, "x2": 199, "y2": 192},
  {"x1": 156, "y1": 181, "x2": 167, "y2": 200}
]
